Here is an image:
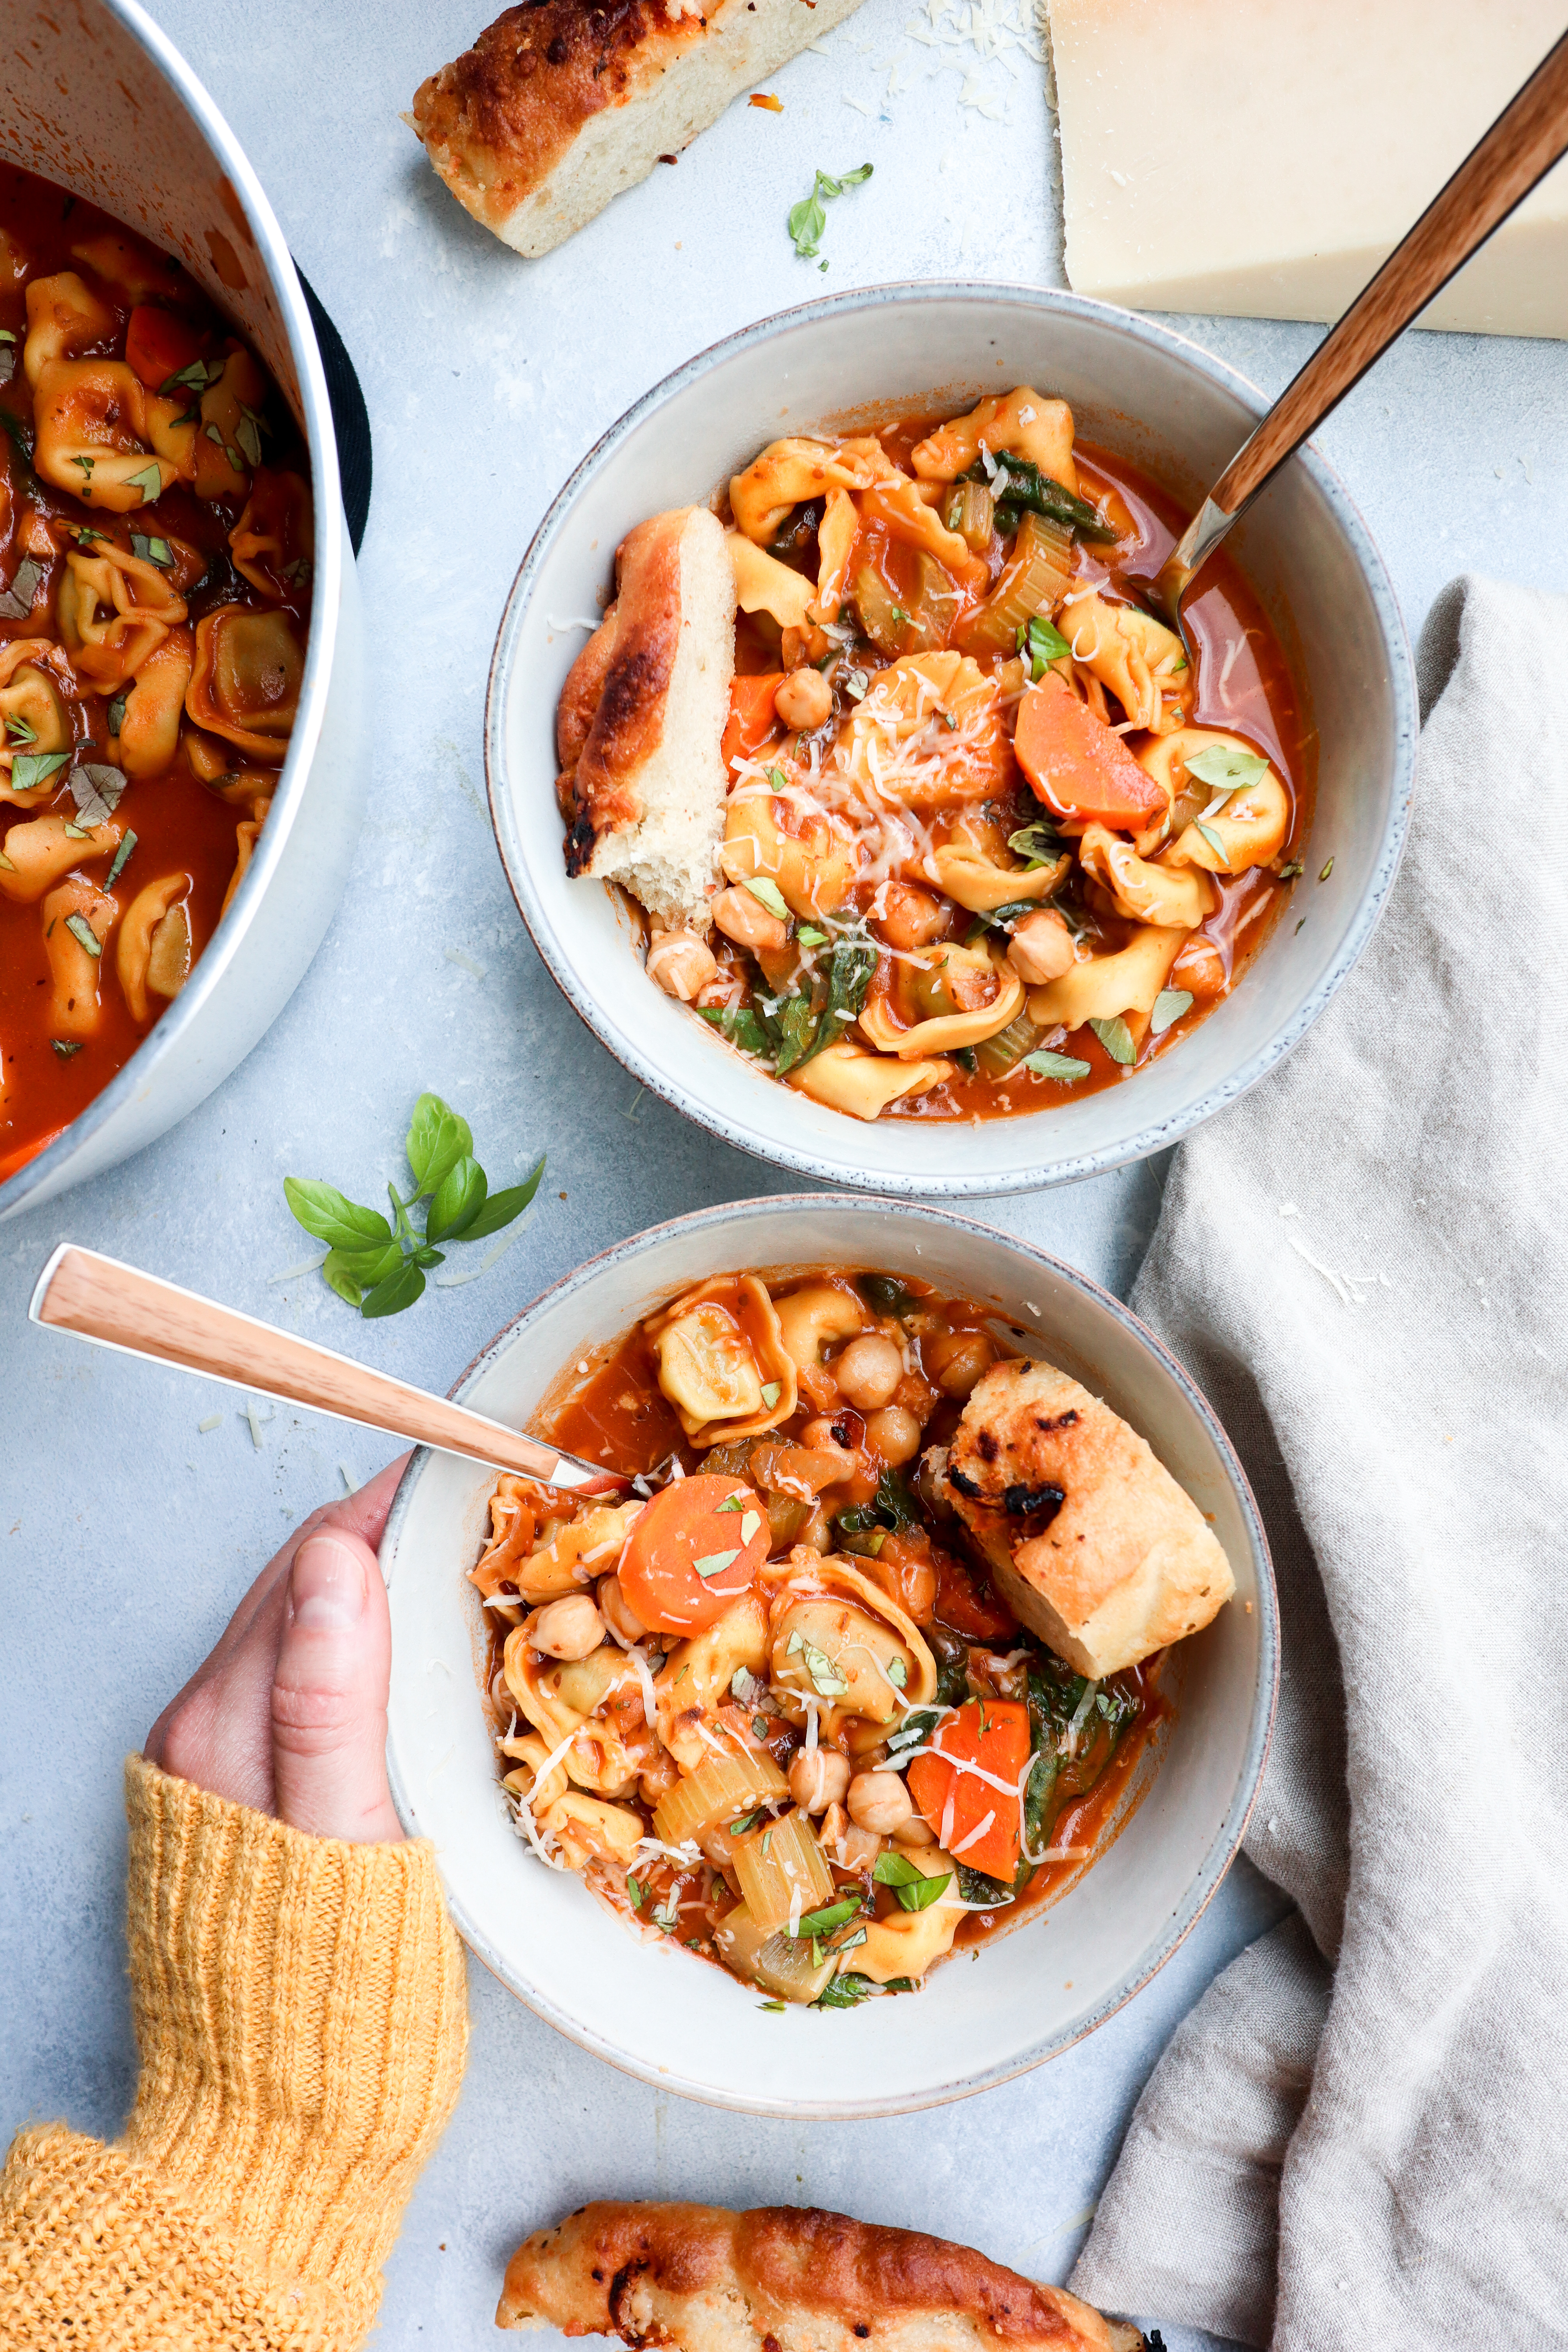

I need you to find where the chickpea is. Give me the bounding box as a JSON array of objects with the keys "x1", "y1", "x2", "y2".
[
  {"x1": 864, "y1": 1403, "x2": 922, "y2": 1466},
  {"x1": 597, "y1": 1574, "x2": 646, "y2": 1645},
  {"x1": 1005, "y1": 907, "x2": 1074, "y2": 985},
  {"x1": 924, "y1": 1328, "x2": 997, "y2": 1401},
  {"x1": 892, "y1": 1812, "x2": 936, "y2": 1849},
  {"x1": 647, "y1": 929, "x2": 717, "y2": 1001},
  {"x1": 847, "y1": 1770, "x2": 914, "y2": 1836},
  {"x1": 711, "y1": 883, "x2": 789, "y2": 953},
  {"x1": 788, "y1": 1746, "x2": 851, "y2": 1814},
  {"x1": 800, "y1": 1412, "x2": 858, "y2": 1450},
  {"x1": 529, "y1": 1594, "x2": 606, "y2": 1661},
  {"x1": 833, "y1": 1333, "x2": 904, "y2": 1412},
  {"x1": 774, "y1": 666, "x2": 833, "y2": 732},
  {"x1": 875, "y1": 882, "x2": 950, "y2": 951}
]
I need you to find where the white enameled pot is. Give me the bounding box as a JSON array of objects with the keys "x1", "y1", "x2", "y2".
[
  {"x1": 487, "y1": 282, "x2": 1416, "y2": 1195},
  {"x1": 0, "y1": 0, "x2": 365, "y2": 1221},
  {"x1": 382, "y1": 1195, "x2": 1276, "y2": 2119}
]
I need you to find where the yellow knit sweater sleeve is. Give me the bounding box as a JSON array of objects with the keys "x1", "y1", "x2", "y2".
[{"x1": 0, "y1": 1755, "x2": 468, "y2": 2351}]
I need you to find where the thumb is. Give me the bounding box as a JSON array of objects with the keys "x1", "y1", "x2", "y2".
[{"x1": 270, "y1": 1529, "x2": 403, "y2": 1843}]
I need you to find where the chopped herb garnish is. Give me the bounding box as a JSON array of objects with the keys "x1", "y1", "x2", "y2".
[
  {"x1": 158, "y1": 357, "x2": 222, "y2": 397},
  {"x1": 766, "y1": 764, "x2": 788, "y2": 793},
  {"x1": 51, "y1": 1038, "x2": 83, "y2": 1059},
  {"x1": 797, "y1": 926, "x2": 828, "y2": 947},
  {"x1": 1195, "y1": 822, "x2": 1229, "y2": 865},
  {"x1": 1089, "y1": 1016, "x2": 1136, "y2": 1067},
  {"x1": 814, "y1": 1971, "x2": 872, "y2": 2008},
  {"x1": 728, "y1": 1812, "x2": 760, "y2": 1837},
  {"x1": 1015, "y1": 612, "x2": 1073, "y2": 680},
  {"x1": 1022, "y1": 1047, "x2": 1093, "y2": 1084},
  {"x1": 759, "y1": 2000, "x2": 786, "y2": 2012},
  {"x1": 1276, "y1": 857, "x2": 1304, "y2": 880},
  {"x1": 4, "y1": 713, "x2": 36, "y2": 746},
  {"x1": 954, "y1": 1864, "x2": 1016, "y2": 1908},
  {"x1": 760, "y1": 1380, "x2": 782, "y2": 1408},
  {"x1": 887, "y1": 1656, "x2": 907, "y2": 1689},
  {"x1": 234, "y1": 407, "x2": 264, "y2": 469},
  {"x1": 698, "y1": 1003, "x2": 773, "y2": 1058},
  {"x1": 691, "y1": 1547, "x2": 742, "y2": 1578},
  {"x1": 741, "y1": 875, "x2": 791, "y2": 922},
  {"x1": 125, "y1": 461, "x2": 163, "y2": 503},
  {"x1": 70, "y1": 765, "x2": 126, "y2": 828},
  {"x1": 1319, "y1": 857, "x2": 1334, "y2": 881},
  {"x1": 106, "y1": 690, "x2": 128, "y2": 737},
  {"x1": 1007, "y1": 820, "x2": 1063, "y2": 871},
  {"x1": 106, "y1": 831, "x2": 137, "y2": 889},
  {"x1": 10, "y1": 750, "x2": 67, "y2": 793},
  {"x1": 627, "y1": 1876, "x2": 644, "y2": 1908},
  {"x1": 716, "y1": 1492, "x2": 748, "y2": 1512},
  {"x1": 64, "y1": 912, "x2": 102, "y2": 958},
  {"x1": 788, "y1": 1896, "x2": 863, "y2": 1940},
  {"x1": 1183, "y1": 743, "x2": 1267, "y2": 795},
  {"x1": 796, "y1": 1637, "x2": 848, "y2": 1699},
  {"x1": 130, "y1": 532, "x2": 172, "y2": 568},
  {"x1": 871, "y1": 1852, "x2": 952, "y2": 1911},
  {"x1": 1149, "y1": 988, "x2": 1193, "y2": 1038},
  {"x1": 787, "y1": 161, "x2": 873, "y2": 260},
  {"x1": 841, "y1": 667, "x2": 868, "y2": 701},
  {"x1": 71, "y1": 453, "x2": 95, "y2": 477}
]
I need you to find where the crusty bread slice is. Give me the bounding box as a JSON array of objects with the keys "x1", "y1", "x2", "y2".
[
  {"x1": 497, "y1": 2201, "x2": 1145, "y2": 2352},
  {"x1": 557, "y1": 505, "x2": 734, "y2": 931},
  {"x1": 941, "y1": 1359, "x2": 1235, "y2": 1678},
  {"x1": 408, "y1": 0, "x2": 867, "y2": 260}
]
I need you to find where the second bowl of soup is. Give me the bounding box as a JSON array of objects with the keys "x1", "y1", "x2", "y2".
[{"x1": 488, "y1": 283, "x2": 1414, "y2": 1194}]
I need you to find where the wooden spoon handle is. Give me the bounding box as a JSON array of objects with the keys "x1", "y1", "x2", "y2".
[
  {"x1": 28, "y1": 1244, "x2": 626, "y2": 1493},
  {"x1": 1213, "y1": 29, "x2": 1568, "y2": 518}
]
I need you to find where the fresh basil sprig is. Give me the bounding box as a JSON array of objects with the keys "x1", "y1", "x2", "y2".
[
  {"x1": 788, "y1": 162, "x2": 873, "y2": 261},
  {"x1": 284, "y1": 1091, "x2": 543, "y2": 1318}
]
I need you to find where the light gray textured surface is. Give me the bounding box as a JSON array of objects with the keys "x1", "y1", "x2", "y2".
[{"x1": 2, "y1": 0, "x2": 1564, "y2": 2343}]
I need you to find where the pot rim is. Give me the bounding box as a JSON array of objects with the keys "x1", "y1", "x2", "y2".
[
  {"x1": 485, "y1": 277, "x2": 1416, "y2": 1197},
  {"x1": 0, "y1": 0, "x2": 345, "y2": 1221},
  {"x1": 382, "y1": 1189, "x2": 1280, "y2": 2117}
]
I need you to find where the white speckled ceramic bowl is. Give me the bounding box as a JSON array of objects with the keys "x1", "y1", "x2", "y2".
[
  {"x1": 486, "y1": 281, "x2": 1416, "y2": 1196},
  {"x1": 382, "y1": 1195, "x2": 1277, "y2": 2118}
]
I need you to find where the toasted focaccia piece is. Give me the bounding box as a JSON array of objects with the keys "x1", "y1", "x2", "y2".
[
  {"x1": 408, "y1": 0, "x2": 867, "y2": 262},
  {"x1": 497, "y1": 2201, "x2": 1145, "y2": 2352},
  {"x1": 557, "y1": 505, "x2": 734, "y2": 929},
  {"x1": 939, "y1": 1359, "x2": 1234, "y2": 1678}
]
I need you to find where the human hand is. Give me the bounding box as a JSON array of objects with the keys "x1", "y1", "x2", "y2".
[{"x1": 144, "y1": 1455, "x2": 409, "y2": 1843}]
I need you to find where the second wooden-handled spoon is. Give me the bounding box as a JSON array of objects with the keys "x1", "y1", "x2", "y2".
[{"x1": 29, "y1": 1242, "x2": 630, "y2": 1495}]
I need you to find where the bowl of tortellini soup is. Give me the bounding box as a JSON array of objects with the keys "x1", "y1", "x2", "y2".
[
  {"x1": 487, "y1": 281, "x2": 1415, "y2": 1194},
  {"x1": 0, "y1": 0, "x2": 363, "y2": 1218},
  {"x1": 382, "y1": 1194, "x2": 1276, "y2": 2116}
]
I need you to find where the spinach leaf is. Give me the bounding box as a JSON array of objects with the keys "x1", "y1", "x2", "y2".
[
  {"x1": 814, "y1": 1971, "x2": 873, "y2": 2008},
  {"x1": 964, "y1": 453, "x2": 1118, "y2": 544},
  {"x1": 858, "y1": 1272, "x2": 917, "y2": 1318},
  {"x1": 699, "y1": 1004, "x2": 774, "y2": 1058},
  {"x1": 954, "y1": 1864, "x2": 1015, "y2": 1908}
]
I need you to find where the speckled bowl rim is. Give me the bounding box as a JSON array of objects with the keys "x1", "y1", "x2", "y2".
[
  {"x1": 485, "y1": 279, "x2": 1417, "y2": 1198},
  {"x1": 382, "y1": 1192, "x2": 1279, "y2": 2116}
]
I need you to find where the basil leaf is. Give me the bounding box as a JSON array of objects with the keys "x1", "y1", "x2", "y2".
[
  {"x1": 283, "y1": 1177, "x2": 394, "y2": 1251},
  {"x1": 796, "y1": 935, "x2": 875, "y2": 1070},
  {"x1": 814, "y1": 1971, "x2": 872, "y2": 2009},
  {"x1": 71, "y1": 764, "x2": 126, "y2": 827},
  {"x1": 857, "y1": 1272, "x2": 916, "y2": 1318},
  {"x1": 234, "y1": 408, "x2": 263, "y2": 469},
  {"x1": 405, "y1": 1092, "x2": 473, "y2": 1196},
  {"x1": 51, "y1": 1038, "x2": 82, "y2": 1059},
  {"x1": 770, "y1": 991, "x2": 820, "y2": 1076},
  {"x1": 1089, "y1": 1016, "x2": 1136, "y2": 1066},
  {"x1": 413, "y1": 1247, "x2": 446, "y2": 1269},
  {"x1": 106, "y1": 690, "x2": 128, "y2": 737},
  {"x1": 130, "y1": 532, "x2": 172, "y2": 568},
  {"x1": 742, "y1": 875, "x2": 790, "y2": 921},
  {"x1": 953, "y1": 1863, "x2": 1013, "y2": 1908},
  {"x1": 458, "y1": 1155, "x2": 544, "y2": 1240},
  {"x1": 360, "y1": 1257, "x2": 426, "y2": 1319},
  {"x1": 838, "y1": 162, "x2": 873, "y2": 185},
  {"x1": 872, "y1": 1849, "x2": 924, "y2": 1887},
  {"x1": 873, "y1": 1465, "x2": 919, "y2": 1529},
  {"x1": 895, "y1": 1870, "x2": 952, "y2": 1912},
  {"x1": 105, "y1": 830, "x2": 137, "y2": 889},
  {"x1": 1007, "y1": 821, "x2": 1063, "y2": 871},
  {"x1": 1022, "y1": 1049, "x2": 1091, "y2": 1082},
  {"x1": 1149, "y1": 988, "x2": 1193, "y2": 1038},
  {"x1": 426, "y1": 1153, "x2": 487, "y2": 1242},
  {"x1": 159, "y1": 357, "x2": 220, "y2": 396},
  {"x1": 10, "y1": 751, "x2": 67, "y2": 793},
  {"x1": 1195, "y1": 822, "x2": 1229, "y2": 865},
  {"x1": 788, "y1": 192, "x2": 826, "y2": 258},
  {"x1": 125, "y1": 461, "x2": 163, "y2": 502},
  {"x1": 64, "y1": 911, "x2": 102, "y2": 958},
  {"x1": 1183, "y1": 743, "x2": 1267, "y2": 793},
  {"x1": 4, "y1": 712, "x2": 36, "y2": 745},
  {"x1": 0, "y1": 555, "x2": 42, "y2": 621},
  {"x1": 699, "y1": 1004, "x2": 773, "y2": 1058},
  {"x1": 788, "y1": 1896, "x2": 863, "y2": 1940}
]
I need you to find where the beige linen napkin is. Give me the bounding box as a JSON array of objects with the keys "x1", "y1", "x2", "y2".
[{"x1": 1069, "y1": 575, "x2": 1568, "y2": 2345}]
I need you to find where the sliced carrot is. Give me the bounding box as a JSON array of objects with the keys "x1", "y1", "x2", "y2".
[
  {"x1": 618, "y1": 1473, "x2": 771, "y2": 1635},
  {"x1": 125, "y1": 305, "x2": 206, "y2": 392},
  {"x1": 1013, "y1": 671, "x2": 1165, "y2": 829},
  {"x1": 907, "y1": 1697, "x2": 1029, "y2": 1882},
  {"x1": 722, "y1": 673, "x2": 784, "y2": 775}
]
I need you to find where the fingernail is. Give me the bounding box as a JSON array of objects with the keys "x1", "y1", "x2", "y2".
[{"x1": 291, "y1": 1533, "x2": 368, "y2": 1630}]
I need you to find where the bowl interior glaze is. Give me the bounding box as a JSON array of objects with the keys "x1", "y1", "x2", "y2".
[
  {"x1": 487, "y1": 282, "x2": 1415, "y2": 1196},
  {"x1": 383, "y1": 1195, "x2": 1276, "y2": 2118}
]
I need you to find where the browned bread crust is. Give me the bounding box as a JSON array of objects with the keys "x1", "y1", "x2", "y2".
[{"x1": 497, "y1": 2200, "x2": 1143, "y2": 2352}]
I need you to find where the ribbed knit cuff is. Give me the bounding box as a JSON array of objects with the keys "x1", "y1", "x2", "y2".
[{"x1": 120, "y1": 1755, "x2": 468, "y2": 2328}]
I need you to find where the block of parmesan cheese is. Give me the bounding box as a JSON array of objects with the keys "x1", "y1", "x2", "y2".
[{"x1": 1047, "y1": 0, "x2": 1568, "y2": 336}]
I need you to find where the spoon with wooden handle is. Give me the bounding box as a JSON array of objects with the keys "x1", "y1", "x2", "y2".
[
  {"x1": 1148, "y1": 27, "x2": 1568, "y2": 639},
  {"x1": 29, "y1": 1243, "x2": 630, "y2": 1495}
]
